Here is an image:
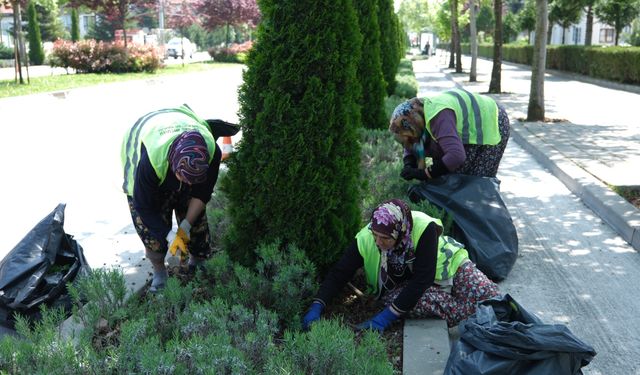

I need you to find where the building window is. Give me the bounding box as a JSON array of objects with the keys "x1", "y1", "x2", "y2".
[
  {"x1": 573, "y1": 27, "x2": 581, "y2": 44},
  {"x1": 599, "y1": 28, "x2": 614, "y2": 43}
]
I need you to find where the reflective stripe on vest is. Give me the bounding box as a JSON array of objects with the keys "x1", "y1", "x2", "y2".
[
  {"x1": 423, "y1": 89, "x2": 500, "y2": 145},
  {"x1": 121, "y1": 105, "x2": 216, "y2": 196},
  {"x1": 355, "y1": 211, "x2": 469, "y2": 297}
]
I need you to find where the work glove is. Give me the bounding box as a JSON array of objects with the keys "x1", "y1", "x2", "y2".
[
  {"x1": 302, "y1": 302, "x2": 324, "y2": 331},
  {"x1": 355, "y1": 306, "x2": 399, "y2": 333},
  {"x1": 400, "y1": 166, "x2": 428, "y2": 181},
  {"x1": 167, "y1": 219, "x2": 191, "y2": 261}
]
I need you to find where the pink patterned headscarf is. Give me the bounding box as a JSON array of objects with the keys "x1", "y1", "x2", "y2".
[
  {"x1": 370, "y1": 199, "x2": 414, "y2": 252},
  {"x1": 168, "y1": 131, "x2": 209, "y2": 184}
]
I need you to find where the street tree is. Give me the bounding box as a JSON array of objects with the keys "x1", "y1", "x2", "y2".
[
  {"x1": 397, "y1": 0, "x2": 434, "y2": 34},
  {"x1": 518, "y1": 0, "x2": 536, "y2": 43},
  {"x1": 70, "y1": 0, "x2": 155, "y2": 47},
  {"x1": 469, "y1": 0, "x2": 478, "y2": 81},
  {"x1": 451, "y1": 0, "x2": 462, "y2": 72},
  {"x1": 475, "y1": 0, "x2": 494, "y2": 39},
  {"x1": 355, "y1": 0, "x2": 387, "y2": 129},
  {"x1": 34, "y1": 0, "x2": 67, "y2": 42},
  {"x1": 595, "y1": 0, "x2": 640, "y2": 45},
  {"x1": 583, "y1": 0, "x2": 599, "y2": 46},
  {"x1": 548, "y1": 0, "x2": 583, "y2": 44},
  {"x1": 198, "y1": 0, "x2": 260, "y2": 46},
  {"x1": 527, "y1": 0, "x2": 548, "y2": 121},
  {"x1": 224, "y1": 0, "x2": 362, "y2": 271},
  {"x1": 489, "y1": 0, "x2": 503, "y2": 93},
  {"x1": 27, "y1": 0, "x2": 45, "y2": 65},
  {"x1": 71, "y1": 7, "x2": 79, "y2": 41},
  {"x1": 1, "y1": 0, "x2": 27, "y2": 83}
]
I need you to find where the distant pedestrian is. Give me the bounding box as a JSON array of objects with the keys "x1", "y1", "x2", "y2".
[
  {"x1": 424, "y1": 42, "x2": 430, "y2": 56},
  {"x1": 121, "y1": 104, "x2": 222, "y2": 293},
  {"x1": 302, "y1": 199, "x2": 500, "y2": 332},
  {"x1": 389, "y1": 90, "x2": 510, "y2": 181}
]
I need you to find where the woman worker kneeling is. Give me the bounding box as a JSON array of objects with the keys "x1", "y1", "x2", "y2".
[{"x1": 302, "y1": 199, "x2": 500, "y2": 332}]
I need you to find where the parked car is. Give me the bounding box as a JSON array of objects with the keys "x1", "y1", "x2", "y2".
[{"x1": 165, "y1": 37, "x2": 196, "y2": 59}]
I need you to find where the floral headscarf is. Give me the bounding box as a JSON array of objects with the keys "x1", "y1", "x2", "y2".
[
  {"x1": 370, "y1": 199, "x2": 414, "y2": 253},
  {"x1": 388, "y1": 98, "x2": 428, "y2": 169},
  {"x1": 370, "y1": 199, "x2": 415, "y2": 292},
  {"x1": 168, "y1": 131, "x2": 210, "y2": 184}
]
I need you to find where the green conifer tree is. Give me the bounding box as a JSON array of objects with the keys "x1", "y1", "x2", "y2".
[
  {"x1": 71, "y1": 8, "x2": 80, "y2": 42},
  {"x1": 379, "y1": 0, "x2": 400, "y2": 95},
  {"x1": 355, "y1": 0, "x2": 388, "y2": 129},
  {"x1": 27, "y1": 1, "x2": 45, "y2": 65},
  {"x1": 223, "y1": 0, "x2": 363, "y2": 272}
]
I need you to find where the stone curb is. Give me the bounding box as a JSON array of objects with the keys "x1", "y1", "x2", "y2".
[{"x1": 510, "y1": 123, "x2": 640, "y2": 252}]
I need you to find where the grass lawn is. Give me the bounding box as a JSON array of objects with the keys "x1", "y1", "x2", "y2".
[{"x1": 0, "y1": 62, "x2": 237, "y2": 99}]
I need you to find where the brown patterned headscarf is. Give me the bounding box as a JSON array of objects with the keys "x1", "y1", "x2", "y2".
[{"x1": 389, "y1": 98, "x2": 427, "y2": 169}]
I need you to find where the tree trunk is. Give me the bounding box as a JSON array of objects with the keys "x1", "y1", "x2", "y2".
[
  {"x1": 562, "y1": 27, "x2": 566, "y2": 44},
  {"x1": 547, "y1": 20, "x2": 553, "y2": 44},
  {"x1": 585, "y1": 5, "x2": 593, "y2": 46},
  {"x1": 469, "y1": 0, "x2": 477, "y2": 82},
  {"x1": 527, "y1": 0, "x2": 548, "y2": 122},
  {"x1": 449, "y1": 0, "x2": 455, "y2": 69},
  {"x1": 453, "y1": 0, "x2": 462, "y2": 73},
  {"x1": 12, "y1": 0, "x2": 24, "y2": 84},
  {"x1": 614, "y1": 23, "x2": 620, "y2": 46},
  {"x1": 488, "y1": 0, "x2": 502, "y2": 93}
]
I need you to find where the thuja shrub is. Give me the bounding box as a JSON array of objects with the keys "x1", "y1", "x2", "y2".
[
  {"x1": 379, "y1": 0, "x2": 402, "y2": 95},
  {"x1": 223, "y1": 0, "x2": 363, "y2": 272},
  {"x1": 355, "y1": 0, "x2": 387, "y2": 130},
  {"x1": 264, "y1": 319, "x2": 393, "y2": 374}
]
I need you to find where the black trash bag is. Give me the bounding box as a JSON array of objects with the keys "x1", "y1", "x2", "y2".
[
  {"x1": 0, "y1": 204, "x2": 90, "y2": 328},
  {"x1": 445, "y1": 294, "x2": 597, "y2": 375},
  {"x1": 407, "y1": 174, "x2": 517, "y2": 281}
]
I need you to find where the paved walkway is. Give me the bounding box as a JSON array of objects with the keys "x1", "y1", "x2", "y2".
[{"x1": 405, "y1": 54, "x2": 640, "y2": 374}]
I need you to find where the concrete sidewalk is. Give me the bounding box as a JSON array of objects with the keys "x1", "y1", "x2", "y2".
[
  {"x1": 404, "y1": 54, "x2": 640, "y2": 374},
  {"x1": 415, "y1": 54, "x2": 640, "y2": 252}
]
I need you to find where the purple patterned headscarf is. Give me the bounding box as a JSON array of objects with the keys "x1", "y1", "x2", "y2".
[
  {"x1": 370, "y1": 199, "x2": 414, "y2": 252},
  {"x1": 168, "y1": 131, "x2": 209, "y2": 184}
]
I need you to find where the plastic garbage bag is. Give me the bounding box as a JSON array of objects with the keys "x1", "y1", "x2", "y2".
[
  {"x1": 445, "y1": 294, "x2": 597, "y2": 375},
  {"x1": 407, "y1": 174, "x2": 517, "y2": 281},
  {"x1": 0, "y1": 204, "x2": 90, "y2": 328}
]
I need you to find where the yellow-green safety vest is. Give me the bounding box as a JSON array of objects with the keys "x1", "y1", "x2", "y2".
[
  {"x1": 356, "y1": 211, "x2": 469, "y2": 297},
  {"x1": 121, "y1": 105, "x2": 216, "y2": 196},
  {"x1": 423, "y1": 89, "x2": 500, "y2": 145}
]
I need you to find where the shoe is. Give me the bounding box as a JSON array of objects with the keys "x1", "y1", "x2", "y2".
[{"x1": 149, "y1": 269, "x2": 168, "y2": 293}]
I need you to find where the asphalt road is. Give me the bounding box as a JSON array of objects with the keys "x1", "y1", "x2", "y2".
[{"x1": 0, "y1": 64, "x2": 244, "y2": 258}]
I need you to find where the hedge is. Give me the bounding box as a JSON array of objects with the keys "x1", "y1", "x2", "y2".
[{"x1": 460, "y1": 43, "x2": 640, "y2": 84}]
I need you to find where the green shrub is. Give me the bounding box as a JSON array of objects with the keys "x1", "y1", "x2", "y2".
[
  {"x1": 27, "y1": 1, "x2": 45, "y2": 65},
  {"x1": 223, "y1": 0, "x2": 363, "y2": 272},
  {"x1": 49, "y1": 39, "x2": 162, "y2": 73},
  {"x1": 0, "y1": 43, "x2": 13, "y2": 59},
  {"x1": 379, "y1": 0, "x2": 402, "y2": 95},
  {"x1": 197, "y1": 241, "x2": 318, "y2": 330},
  {"x1": 0, "y1": 307, "x2": 84, "y2": 374},
  {"x1": 265, "y1": 319, "x2": 393, "y2": 374},
  {"x1": 394, "y1": 59, "x2": 418, "y2": 99},
  {"x1": 208, "y1": 40, "x2": 253, "y2": 63},
  {"x1": 355, "y1": 0, "x2": 387, "y2": 130}
]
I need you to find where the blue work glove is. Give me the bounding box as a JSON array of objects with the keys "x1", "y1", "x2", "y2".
[
  {"x1": 355, "y1": 306, "x2": 399, "y2": 332},
  {"x1": 302, "y1": 302, "x2": 324, "y2": 331}
]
